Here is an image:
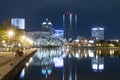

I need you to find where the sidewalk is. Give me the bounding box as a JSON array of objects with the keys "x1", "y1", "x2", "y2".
[{"x1": 0, "y1": 48, "x2": 37, "y2": 79}]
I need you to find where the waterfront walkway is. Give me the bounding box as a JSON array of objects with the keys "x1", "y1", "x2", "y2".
[{"x1": 0, "y1": 48, "x2": 37, "y2": 79}]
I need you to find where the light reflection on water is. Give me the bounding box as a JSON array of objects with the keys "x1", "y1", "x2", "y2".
[{"x1": 19, "y1": 47, "x2": 120, "y2": 80}]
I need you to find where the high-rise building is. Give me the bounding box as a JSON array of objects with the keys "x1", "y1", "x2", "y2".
[
  {"x1": 11, "y1": 18, "x2": 25, "y2": 29},
  {"x1": 63, "y1": 12, "x2": 77, "y2": 40},
  {"x1": 91, "y1": 27, "x2": 104, "y2": 40}
]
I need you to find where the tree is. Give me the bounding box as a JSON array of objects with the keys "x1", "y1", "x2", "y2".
[{"x1": 0, "y1": 20, "x2": 27, "y2": 49}]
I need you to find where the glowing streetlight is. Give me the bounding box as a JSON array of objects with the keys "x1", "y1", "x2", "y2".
[
  {"x1": 26, "y1": 38, "x2": 33, "y2": 43},
  {"x1": 8, "y1": 31, "x2": 14, "y2": 37},
  {"x1": 21, "y1": 36, "x2": 26, "y2": 39},
  {"x1": 2, "y1": 40, "x2": 5, "y2": 43},
  {"x1": 7, "y1": 30, "x2": 14, "y2": 51}
]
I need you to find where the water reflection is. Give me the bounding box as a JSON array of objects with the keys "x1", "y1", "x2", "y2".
[
  {"x1": 91, "y1": 55, "x2": 104, "y2": 72},
  {"x1": 19, "y1": 47, "x2": 120, "y2": 80},
  {"x1": 19, "y1": 68, "x2": 25, "y2": 79}
]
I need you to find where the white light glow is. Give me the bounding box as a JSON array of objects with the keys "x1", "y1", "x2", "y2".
[
  {"x1": 89, "y1": 40, "x2": 94, "y2": 43},
  {"x1": 26, "y1": 62, "x2": 29, "y2": 67},
  {"x1": 75, "y1": 39, "x2": 79, "y2": 42},
  {"x1": 84, "y1": 53, "x2": 88, "y2": 58},
  {"x1": 92, "y1": 64, "x2": 98, "y2": 70},
  {"x1": 18, "y1": 43, "x2": 21, "y2": 47},
  {"x1": 21, "y1": 36, "x2": 26, "y2": 39},
  {"x1": 110, "y1": 49, "x2": 114, "y2": 55},
  {"x1": 8, "y1": 31, "x2": 14, "y2": 36},
  {"x1": 99, "y1": 64, "x2": 104, "y2": 70},
  {"x1": 42, "y1": 22, "x2": 47, "y2": 25},
  {"x1": 62, "y1": 54, "x2": 66, "y2": 58},
  {"x1": 48, "y1": 22, "x2": 52, "y2": 25},
  {"x1": 2, "y1": 40, "x2": 5, "y2": 43},
  {"x1": 92, "y1": 28, "x2": 98, "y2": 30},
  {"x1": 88, "y1": 44, "x2": 91, "y2": 46},
  {"x1": 75, "y1": 53, "x2": 80, "y2": 58},
  {"x1": 88, "y1": 50, "x2": 94, "y2": 57},
  {"x1": 20, "y1": 68, "x2": 25, "y2": 78},
  {"x1": 53, "y1": 57, "x2": 64, "y2": 68},
  {"x1": 116, "y1": 40, "x2": 119, "y2": 42},
  {"x1": 99, "y1": 28, "x2": 104, "y2": 30},
  {"x1": 84, "y1": 40, "x2": 88, "y2": 43},
  {"x1": 29, "y1": 57, "x2": 33, "y2": 63},
  {"x1": 92, "y1": 27, "x2": 104, "y2": 31}
]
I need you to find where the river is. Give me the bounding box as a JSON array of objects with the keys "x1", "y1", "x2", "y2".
[{"x1": 18, "y1": 47, "x2": 120, "y2": 80}]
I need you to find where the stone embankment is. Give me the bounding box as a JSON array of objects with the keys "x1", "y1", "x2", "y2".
[{"x1": 0, "y1": 48, "x2": 37, "y2": 80}]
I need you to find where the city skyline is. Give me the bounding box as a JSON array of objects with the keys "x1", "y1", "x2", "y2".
[{"x1": 0, "y1": 0, "x2": 120, "y2": 39}]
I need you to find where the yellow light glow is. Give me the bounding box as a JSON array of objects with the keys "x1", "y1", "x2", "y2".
[
  {"x1": 8, "y1": 31, "x2": 14, "y2": 36},
  {"x1": 21, "y1": 36, "x2": 26, "y2": 39}
]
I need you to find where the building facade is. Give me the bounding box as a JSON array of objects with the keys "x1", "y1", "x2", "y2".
[
  {"x1": 91, "y1": 27, "x2": 104, "y2": 40},
  {"x1": 63, "y1": 12, "x2": 77, "y2": 40},
  {"x1": 11, "y1": 18, "x2": 25, "y2": 29},
  {"x1": 41, "y1": 18, "x2": 54, "y2": 34},
  {"x1": 54, "y1": 30, "x2": 64, "y2": 37}
]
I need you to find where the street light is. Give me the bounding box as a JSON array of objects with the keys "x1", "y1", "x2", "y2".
[
  {"x1": 7, "y1": 30, "x2": 14, "y2": 51},
  {"x1": 8, "y1": 30, "x2": 14, "y2": 37},
  {"x1": 21, "y1": 36, "x2": 26, "y2": 40}
]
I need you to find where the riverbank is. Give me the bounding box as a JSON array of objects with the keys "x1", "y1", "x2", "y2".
[{"x1": 0, "y1": 48, "x2": 37, "y2": 80}]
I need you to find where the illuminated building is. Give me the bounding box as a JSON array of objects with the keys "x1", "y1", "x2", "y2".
[
  {"x1": 41, "y1": 18, "x2": 54, "y2": 34},
  {"x1": 91, "y1": 27, "x2": 104, "y2": 40},
  {"x1": 27, "y1": 31, "x2": 51, "y2": 46},
  {"x1": 63, "y1": 12, "x2": 77, "y2": 40},
  {"x1": 11, "y1": 18, "x2": 25, "y2": 29},
  {"x1": 54, "y1": 30, "x2": 64, "y2": 37}
]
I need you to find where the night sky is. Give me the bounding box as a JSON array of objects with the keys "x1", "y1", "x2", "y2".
[{"x1": 0, "y1": 0, "x2": 120, "y2": 39}]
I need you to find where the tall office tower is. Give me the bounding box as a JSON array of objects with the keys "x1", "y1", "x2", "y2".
[
  {"x1": 11, "y1": 18, "x2": 25, "y2": 29},
  {"x1": 63, "y1": 12, "x2": 77, "y2": 40},
  {"x1": 91, "y1": 27, "x2": 104, "y2": 40},
  {"x1": 41, "y1": 18, "x2": 54, "y2": 34}
]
